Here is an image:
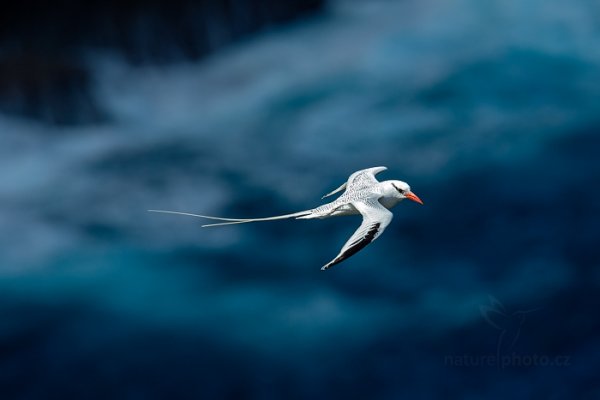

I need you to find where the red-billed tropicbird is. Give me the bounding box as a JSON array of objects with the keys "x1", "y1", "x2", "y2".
[{"x1": 149, "y1": 166, "x2": 423, "y2": 270}]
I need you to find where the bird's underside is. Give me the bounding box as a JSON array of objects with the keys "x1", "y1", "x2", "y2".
[{"x1": 150, "y1": 166, "x2": 402, "y2": 270}]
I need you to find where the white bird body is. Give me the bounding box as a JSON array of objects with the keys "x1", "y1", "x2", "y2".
[{"x1": 150, "y1": 166, "x2": 423, "y2": 270}]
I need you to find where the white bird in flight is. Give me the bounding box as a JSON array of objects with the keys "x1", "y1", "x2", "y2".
[{"x1": 149, "y1": 166, "x2": 423, "y2": 270}]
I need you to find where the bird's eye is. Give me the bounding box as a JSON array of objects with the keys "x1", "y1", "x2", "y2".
[{"x1": 392, "y1": 184, "x2": 404, "y2": 194}]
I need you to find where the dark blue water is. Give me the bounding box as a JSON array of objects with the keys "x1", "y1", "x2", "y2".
[{"x1": 1, "y1": 0, "x2": 599, "y2": 398}]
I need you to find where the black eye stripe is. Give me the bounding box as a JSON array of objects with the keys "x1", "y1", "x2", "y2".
[{"x1": 392, "y1": 183, "x2": 405, "y2": 194}]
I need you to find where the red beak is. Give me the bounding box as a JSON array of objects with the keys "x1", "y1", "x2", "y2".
[{"x1": 405, "y1": 191, "x2": 424, "y2": 205}]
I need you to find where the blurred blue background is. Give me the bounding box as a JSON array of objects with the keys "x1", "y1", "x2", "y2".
[{"x1": 1, "y1": 0, "x2": 599, "y2": 398}]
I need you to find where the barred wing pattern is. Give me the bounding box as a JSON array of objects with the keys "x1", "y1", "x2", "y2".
[{"x1": 321, "y1": 166, "x2": 387, "y2": 199}]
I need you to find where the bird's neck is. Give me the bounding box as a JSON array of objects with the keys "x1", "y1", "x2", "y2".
[{"x1": 379, "y1": 196, "x2": 402, "y2": 209}]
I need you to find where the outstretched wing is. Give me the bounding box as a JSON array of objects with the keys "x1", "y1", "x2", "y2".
[
  {"x1": 321, "y1": 182, "x2": 347, "y2": 199},
  {"x1": 321, "y1": 166, "x2": 387, "y2": 199},
  {"x1": 346, "y1": 166, "x2": 387, "y2": 191},
  {"x1": 322, "y1": 199, "x2": 393, "y2": 270}
]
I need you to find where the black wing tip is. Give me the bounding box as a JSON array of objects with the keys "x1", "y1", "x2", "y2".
[
  {"x1": 321, "y1": 222, "x2": 381, "y2": 270},
  {"x1": 321, "y1": 261, "x2": 338, "y2": 271}
]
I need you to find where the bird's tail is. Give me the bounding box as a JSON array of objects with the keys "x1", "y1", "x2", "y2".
[{"x1": 148, "y1": 209, "x2": 313, "y2": 227}]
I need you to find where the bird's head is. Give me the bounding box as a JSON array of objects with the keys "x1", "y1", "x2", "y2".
[{"x1": 384, "y1": 180, "x2": 424, "y2": 205}]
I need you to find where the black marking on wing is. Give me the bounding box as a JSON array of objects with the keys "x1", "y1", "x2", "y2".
[{"x1": 322, "y1": 222, "x2": 381, "y2": 270}]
